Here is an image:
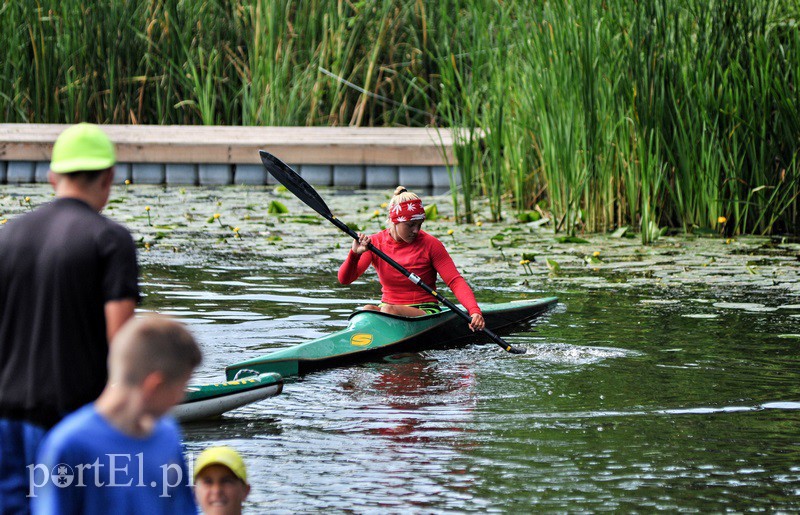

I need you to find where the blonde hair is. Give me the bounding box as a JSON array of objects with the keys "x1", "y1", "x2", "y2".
[{"x1": 386, "y1": 186, "x2": 421, "y2": 225}]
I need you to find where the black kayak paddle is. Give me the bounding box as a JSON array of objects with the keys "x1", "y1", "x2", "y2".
[{"x1": 259, "y1": 150, "x2": 527, "y2": 355}]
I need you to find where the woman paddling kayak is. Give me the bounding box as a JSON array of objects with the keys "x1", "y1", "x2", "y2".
[{"x1": 338, "y1": 186, "x2": 485, "y2": 332}]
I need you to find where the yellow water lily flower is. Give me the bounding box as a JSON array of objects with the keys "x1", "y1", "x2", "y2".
[{"x1": 718, "y1": 216, "x2": 727, "y2": 224}]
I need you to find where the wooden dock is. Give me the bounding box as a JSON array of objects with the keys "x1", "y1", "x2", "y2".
[
  {"x1": 0, "y1": 124, "x2": 455, "y2": 166},
  {"x1": 0, "y1": 124, "x2": 460, "y2": 188}
]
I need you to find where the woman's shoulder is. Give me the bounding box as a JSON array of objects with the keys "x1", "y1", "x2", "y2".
[
  {"x1": 370, "y1": 228, "x2": 391, "y2": 242},
  {"x1": 418, "y1": 230, "x2": 443, "y2": 245},
  {"x1": 416, "y1": 231, "x2": 448, "y2": 255}
]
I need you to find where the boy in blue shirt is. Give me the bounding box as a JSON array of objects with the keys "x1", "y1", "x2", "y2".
[{"x1": 31, "y1": 316, "x2": 202, "y2": 514}]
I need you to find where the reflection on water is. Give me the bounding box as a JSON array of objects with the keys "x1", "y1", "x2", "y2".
[{"x1": 141, "y1": 264, "x2": 800, "y2": 512}]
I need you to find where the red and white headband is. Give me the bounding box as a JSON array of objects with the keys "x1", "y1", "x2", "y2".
[{"x1": 389, "y1": 199, "x2": 425, "y2": 224}]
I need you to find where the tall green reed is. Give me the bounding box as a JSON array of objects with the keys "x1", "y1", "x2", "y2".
[{"x1": 1, "y1": 0, "x2": 798, "y2": 236}]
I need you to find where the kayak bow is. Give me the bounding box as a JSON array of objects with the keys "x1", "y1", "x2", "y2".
[
  {"x1": 172, "y1": 372, "x2": 283, "y2": 423},
  {"x1": 226, "y1": 298, "x2": 557, "y2": 381}
]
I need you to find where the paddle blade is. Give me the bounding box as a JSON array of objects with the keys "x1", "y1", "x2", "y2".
[{"x1": 259, "y1": 150, "x2": 334, "y2": 221}]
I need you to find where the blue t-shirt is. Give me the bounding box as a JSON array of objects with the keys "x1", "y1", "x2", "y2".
[{"x1": 31, "y1": 404, "x2": 196, "y2": 515}]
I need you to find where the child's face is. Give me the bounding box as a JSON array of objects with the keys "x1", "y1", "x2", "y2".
[
  {"x1": 394, "y1": 219, "x2": 423, "y2": 243},
  {"x1": 194, "y1": 465, "x2": 250, "y2": 515},
  {"x1": 148, "y1": 371, "x2": 192, "y2": 417}
]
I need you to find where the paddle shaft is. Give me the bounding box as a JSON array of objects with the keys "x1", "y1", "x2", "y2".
[{"x1": 329, "y1": 216, "x2": 524, "y2": 354}]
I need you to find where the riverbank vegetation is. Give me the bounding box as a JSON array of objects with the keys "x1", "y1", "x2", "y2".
[{"x1": 1, "y1": 0, "x2": 798, "y2": 239}]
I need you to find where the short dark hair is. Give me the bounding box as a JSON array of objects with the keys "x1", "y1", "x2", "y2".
[
  {"x1": 63, "y1": 167, "x2": 112, "y2": 184},
  {"x1": 111, "y1": 315, "x2": 202, "y2": 386}
]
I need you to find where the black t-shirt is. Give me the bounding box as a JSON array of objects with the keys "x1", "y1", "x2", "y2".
[{"x1": 0, "y1": 197, "x2": 139, "y2": 428}]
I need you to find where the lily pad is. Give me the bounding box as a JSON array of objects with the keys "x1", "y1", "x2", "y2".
[
  {"x1": 611, "y1": 226, "x2": 628, "y2": 238},
  {"x1": 545, "y1": 258, "x2": 561, "y2": 273},
  {"x1": 268, "y1": 200, "x2": 289, "y2": 214},
  {"x1": 282, "y1": 215, "x2": 321, "y2": 225},
  {"x1": 490, "y1": 233, "x2": 507, "y2": 245},
  {"x1": 424, "y1": 204, "x2": 439, "y2": 221},
  {"x1": 584, "y1": 255, "x2": 603, "y2": 265},
  {"x1": 516, "y1": 211, "x2": 541, "y2": 223},
  {"x1": 555, "y1": 236, "x2": 589, "y2": 244}
]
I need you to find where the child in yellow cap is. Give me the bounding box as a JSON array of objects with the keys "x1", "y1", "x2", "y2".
[{"x1": 193, "y1": 446, "x2": 251, "y2": 515}]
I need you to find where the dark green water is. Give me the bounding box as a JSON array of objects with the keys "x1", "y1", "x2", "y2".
[{"x1": 141, "y1": 263, "x2": 800, "y2": 513}]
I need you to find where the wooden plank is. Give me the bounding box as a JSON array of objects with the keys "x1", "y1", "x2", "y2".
[{"x1": 0, "y1": 124, "x2": 457, "y2": 166}]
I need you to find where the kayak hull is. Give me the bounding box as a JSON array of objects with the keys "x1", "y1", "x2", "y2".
[
  {"x1": 172, "y1": 372, "x2": 283, "y2": 423},
  {"x1": 226, "y1": 297, "x2": 557, "y2": 381}
]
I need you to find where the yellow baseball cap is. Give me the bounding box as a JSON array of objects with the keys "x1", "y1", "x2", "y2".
[
  {"x1": 193, "y1": 446, "x2": 248, "y2": 484},
  {"x1": 50, "y1": 123, "x2": 116, "y2": 173}
]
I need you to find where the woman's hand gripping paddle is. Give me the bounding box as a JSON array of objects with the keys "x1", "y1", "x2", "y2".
[{"x1": 259, "y1": 150, "x2": 527, "y2": 354}]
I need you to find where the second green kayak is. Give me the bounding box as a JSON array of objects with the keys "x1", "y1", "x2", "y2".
[
  {"x1": 172, "y1": 372, "x2": 283, "y2": 423},
  {"x1": 226, "y1": 297, "x2": 558, "y2": 381}
]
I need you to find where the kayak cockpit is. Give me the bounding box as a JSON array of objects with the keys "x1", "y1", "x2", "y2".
[{"x1": 347, "y1": 306, "x2": 451, "y2": 321}]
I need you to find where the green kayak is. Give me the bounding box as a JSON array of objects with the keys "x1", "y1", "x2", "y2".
[
  {"x1": 172, "y1": 372, "x2": 283, "y2": 423},
  {"x1": 225, "y1": 297, "x2": 557, "y2": 381}
]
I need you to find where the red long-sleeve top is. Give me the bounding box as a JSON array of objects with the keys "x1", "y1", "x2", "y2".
[{"x1": 338, "y1": 229, "x2": 482, "y2": 316}]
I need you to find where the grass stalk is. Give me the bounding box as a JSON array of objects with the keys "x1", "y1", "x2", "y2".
[{"x1": 1, "y1": 0, "x2": 798, "y2": 236}]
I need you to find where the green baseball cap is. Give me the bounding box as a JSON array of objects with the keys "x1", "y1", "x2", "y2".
[{"x1": 50, "y1": 123, "x2": 116, "y2": 173}]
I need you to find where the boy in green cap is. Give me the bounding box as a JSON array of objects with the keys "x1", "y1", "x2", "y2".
[
  {"x1": 193, "y1": 446, "x2": 251, "y2": 515},
  {"x1": 0, "y1": 123, "x2": 139, "y2": 513}
]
